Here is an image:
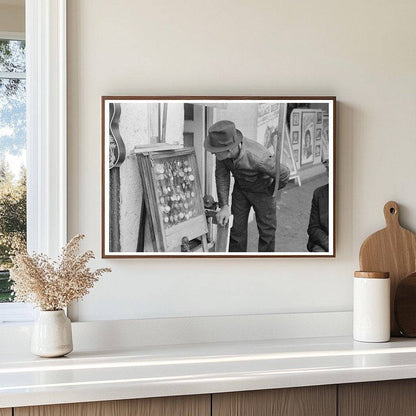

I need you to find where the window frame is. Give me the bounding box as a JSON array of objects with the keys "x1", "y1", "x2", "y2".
[{"x1": 0, "y1": 0, "x2": 67, "y2": 323}]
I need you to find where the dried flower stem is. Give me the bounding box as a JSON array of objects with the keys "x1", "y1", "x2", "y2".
[{"x1": 10, "y1": 234, "x2": 111, "y2": 310}]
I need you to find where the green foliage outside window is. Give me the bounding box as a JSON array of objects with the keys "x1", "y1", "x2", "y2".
[
  {"x1": 0, "y1": 161, "x2": 26, "y2": 302},
  {"x1": 0, "y1": 39, "x2": 27, "y2": 302}
]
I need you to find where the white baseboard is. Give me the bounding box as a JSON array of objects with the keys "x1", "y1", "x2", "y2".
[{"x1": 0, "y1": 311, "x2": 352, "y2": 353}]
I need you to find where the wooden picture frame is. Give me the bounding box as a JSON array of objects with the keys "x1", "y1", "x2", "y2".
[{"x1": 102, "y1": 96, "x2": 336, "y2": 257}]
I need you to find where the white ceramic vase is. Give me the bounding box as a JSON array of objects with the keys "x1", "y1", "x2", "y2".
[{"x1": 31, "y1": 310, "x2": 73, "y2": 357}]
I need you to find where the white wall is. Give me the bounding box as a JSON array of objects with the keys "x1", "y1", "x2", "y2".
[{"x1": 67, "y1": 0, "x2": 416, "y2": 321}]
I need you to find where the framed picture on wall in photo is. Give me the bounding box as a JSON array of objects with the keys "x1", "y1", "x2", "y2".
[
  {"x1": 292, "y1": 131, "x2": 299, "y2": 145},
  {"x1": 102, "y1": 96, "x2": 336, "y2": 258},
  {"x1": 293, "y1": 149, "x2": 299, "y2": 163}
]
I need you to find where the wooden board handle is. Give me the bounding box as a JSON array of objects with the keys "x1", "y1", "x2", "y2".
[{"x1": 384, "y1": 201, "x2": 400, "y2": 228}]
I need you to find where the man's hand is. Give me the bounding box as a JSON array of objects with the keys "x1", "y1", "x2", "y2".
[{"x1": 216, "y1": 205, "x2": 231, "y2": 227}]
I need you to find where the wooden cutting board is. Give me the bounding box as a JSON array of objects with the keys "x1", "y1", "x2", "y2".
[{"x1": 359, "y1": 201, "x2": 416, "y2": 336}]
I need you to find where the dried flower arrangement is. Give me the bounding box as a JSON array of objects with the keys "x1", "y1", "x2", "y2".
[{"x1": 10, "y1": 234, "x2": 111, "y2": 311}]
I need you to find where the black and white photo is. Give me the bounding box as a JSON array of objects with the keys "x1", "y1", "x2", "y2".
[{"x1": 102, "y1": 97, "x2": 335, "y2": 257}]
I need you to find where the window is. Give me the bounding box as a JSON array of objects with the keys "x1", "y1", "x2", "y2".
[
  {"x1": 0, "y1": 0, "x2": 67, "y2": 323},
  {"x1": 0, "y1": 34, "x2": 26, "y2": 305}
]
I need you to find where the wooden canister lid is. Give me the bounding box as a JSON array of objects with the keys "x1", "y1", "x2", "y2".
[{"x1": 354, "y1": 271, "x2": 390, "y2": 279}]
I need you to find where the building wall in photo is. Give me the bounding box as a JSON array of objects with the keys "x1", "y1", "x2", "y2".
[
  {"x1": 67, "y1": 0, "x2": 416, "y2": 322},
  {"x1": 116, "y1": 103, "x2": 184, "y2": 252},
  {"x1": 213, "y1": 104, "x2": 258, "y2": 140}
]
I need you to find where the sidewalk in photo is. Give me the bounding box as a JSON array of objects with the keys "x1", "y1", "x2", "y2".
[{"x1": 247, "y1": 173, "x2": 328, "y2": 252}]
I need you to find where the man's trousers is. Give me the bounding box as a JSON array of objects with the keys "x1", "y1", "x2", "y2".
[{"x1": 229, "y1": 187, "x2": 277, "y2": 252}]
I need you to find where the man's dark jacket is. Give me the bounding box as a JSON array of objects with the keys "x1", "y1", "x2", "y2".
[{"x1": 307, "y1": 184, "x2": 329, "y2": 251}]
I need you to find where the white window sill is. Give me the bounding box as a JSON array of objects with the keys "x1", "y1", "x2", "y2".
[{"x1": 0, "y1": 303, "x2": 35, "y2": 324}]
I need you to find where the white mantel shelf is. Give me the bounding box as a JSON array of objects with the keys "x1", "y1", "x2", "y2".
[{"x1": 2, "y1": 335, "x2": 416, "y2": 409}]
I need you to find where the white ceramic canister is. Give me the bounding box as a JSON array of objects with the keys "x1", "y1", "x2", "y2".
[{"x1": 353, "y1": 271, "x2": 390, "y2": 343}]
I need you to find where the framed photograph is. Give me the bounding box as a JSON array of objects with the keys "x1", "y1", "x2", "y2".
[
  {"x1": 317, "y1": 111, "x2": 322, "y2": 123},
  {"x1": 292, "y1": 131, "x2": 299, "y2": 145},
  {"x1": 102, "y1": 96, "x2": 336, "y2": 257},
  {"x1": 293, "y1": 149, "x2": 299, "y2": 163},
  {"x1": 293, "y1": 112, "x2": 300, "y2": 126},
  {"x1": 301, "y1": 127, "x2": 314, "y2": 165},
  {"x1": 300, "y1": 112, "x2": 315, "y2": 166}
]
